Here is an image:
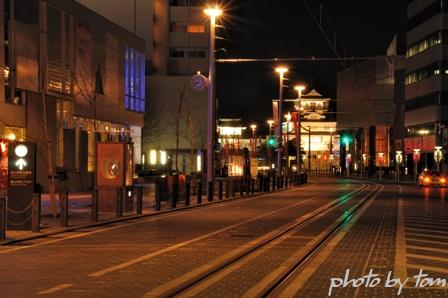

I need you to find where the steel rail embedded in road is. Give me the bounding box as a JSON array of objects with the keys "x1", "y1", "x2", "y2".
[
  {"x1": 141, "y1": 183, "x2": 372, "y2": 297},
  {"x1": 263, "y1": 184, "x2": 383, "y2": 297}
]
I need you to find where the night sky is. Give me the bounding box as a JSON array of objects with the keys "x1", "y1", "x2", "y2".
[{"x1": 215, "y1": 0, "x2": 406, "y2": 132}]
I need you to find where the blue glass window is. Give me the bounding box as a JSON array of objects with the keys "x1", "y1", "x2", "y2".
[{"x1": 125, "y1": 46, "x2": 145, "y2": 112}]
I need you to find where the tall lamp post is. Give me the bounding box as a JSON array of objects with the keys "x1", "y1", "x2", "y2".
[
  {"x1": 275, "y1": 67, "x2": 288, "y2": 178},
  {"x1": 284, "y1": 113, "x2": 291, "y2": 173},
  {"x1": 294, "y1": 85, "x2": 305, "y2": 175},
  {"x1": 267, "y1": 120, "x2": 274, "y2": 135},
  {"x1": 204, "y1": 7, "x2": 222, "y2": 201},
  {"x1": 396, "y1": 151, "x2": 403, "y2": 182},
  {"x1": 435, "y1": 146, "x2": 443, "y2": 172},
  {"x1": 250, "y1": 124, "x2": 257, "y2": 154},
  {"x1": 413, "y1": 148, "x2": 421, "y2": 182}
]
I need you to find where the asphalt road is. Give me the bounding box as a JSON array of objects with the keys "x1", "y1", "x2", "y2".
[{"x1": 1, "y1": 177, "x2": 447, "y2": 297}]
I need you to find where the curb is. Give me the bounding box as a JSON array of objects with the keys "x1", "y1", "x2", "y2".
[{"x1": 1, "y1": 183, "x2": 309, "y2": 246}]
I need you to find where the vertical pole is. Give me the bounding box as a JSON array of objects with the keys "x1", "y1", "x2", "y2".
[
  {"x1": 295, "y1": 111, "x2": 301, "y2": 176},
  {"x1": 206, "y1": 14, "x2": 217, "y2": 199},
  {"x1": 32, "y1": 193, "x2": 41, "y2": 233},
  {"x1": 277, "y1": 73, "x2": 284, "y2": 180},
  {"x1": 197, "y1": 180, "x2": 203, "y2": 204},
  {"x1": 308, "y1": 126, "x2": 311, "y2": 173},
  {"x1": 116, "y1": 188, "x2": 123, "y2": 217},
  {"x1": 136, "y1": 186, "x2": 143, "y2": 214},
  {"x1": 60, "y1": 190, "x2": 68, "y2": 227},
  {"x1": 0, "y1": 197, "x2": 6, "y2": 240},
  {"x1": 185, "y1": 182, "x2": 190, "y2": 206},
  {"x1": 155, "y1": 181, "x2": 161, "y2": 211},
  {"x1": 218, "y1": 180, "x2": 223, "y2": 200},
  {"x1": 91, "y1": 188, "x2": 98, "y2": 222}
]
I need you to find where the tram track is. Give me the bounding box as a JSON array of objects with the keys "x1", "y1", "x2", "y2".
[{"x1": 140, "y1": 183, "x2": 381, "y2": 297}]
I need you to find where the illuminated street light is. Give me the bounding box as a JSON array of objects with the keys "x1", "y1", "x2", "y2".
[
  {"x1": 435, "y1": 146, "x2": 443, "y2": 172},
  {"x1": 267, "y1": 120, "x2": 274, "y2": 135},
  {"x1": 204, "y1": 6, "x2": 222, "y2": 200},
  {"x1": 395, "y1": 151, "x2": 403, "y2": 182},
  {"x1": 294, "y1": 85, "x2": 306, "y2": 174},
  {"x1": 275, "y1": 66, "x2": 288, "y2": 178},
  {"x1": 250, "y1": 124, "x2": 257, "y2": 138}
]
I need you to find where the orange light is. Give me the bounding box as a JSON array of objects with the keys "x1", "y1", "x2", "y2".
[
  {"x1": 441, "y1": 178, "x2": 446, "y2": 184},
  {"x1": 424, "y1": 177, "x2": 430, "y2": 183}
]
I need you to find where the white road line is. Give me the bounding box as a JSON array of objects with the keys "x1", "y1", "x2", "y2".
[
  {"x1": 406, "y1": 253, "x2": 448, "y2": 263},
  {"x1": 407, "y1": 245, "x2": 448, "y2": 254},
  {"x1": 395, "y1": 196, "x2": 408, "y2": 281},
  {"x1": 405, "y1": 232, "x2": 448, "y2": 241},
  {"x1": 37, "y1": 283, "x2": 74, "y2": 295}
]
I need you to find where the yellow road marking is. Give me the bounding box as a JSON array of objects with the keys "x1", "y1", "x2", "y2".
[{"x1": 37, "y1": 283, "x2": 73, "y2": 295}]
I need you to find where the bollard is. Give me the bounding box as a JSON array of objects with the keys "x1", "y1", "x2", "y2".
[
  {"x1": 230, "y1": 180, "x2": 235, "y2": 197},
  {"x1": 218, "y1": 180, "x2": 223, "y2": 200},
  {"x1": 116, "y1": 188, "x2": 123, "y2": 217},
  {"x1": 197, "y1": 181, "x2": 203, "y2": 204},
  {"x1": 136, "y1": 186, "x2": 143, "y2": 214},
  {"x1": 208, "y1": 181, "x2": 213, "y2": 202},
  {"x1": 32, "y1": 193, "x2": 41, "y2": 233},
  {"x1": 246, "y1": 179, "x2": 250, "y2": 195},
  {"x1": 258, "y1": 178, "x2": 263, "y2": 193},
  {"x1": 1, "y1": 197, "x2": 6, "y2": 240},
  {"x1": 272, "y1": 177, "x2": 276, "y2": 190},
  {"x1": 91, "y1": 188, "x2": 99, "y2": 222},
  {"x1": 185, "y1": 182, "x2": 191, "y2": 206},
  {"x1": 155, "y1": 182, "x2": 161, "y2": 211},
  {"x1": 225, "y1": 180, "x2": 230, "y2": 198},
  {"x1": 60, "y1": 190, "x2": 68, "y2": 227},
  {"x1": 240, "y1": 180, "x2": 244, "y2": 196},
  {"x1": 171, "y1": 187, "x2": 177, "y2": 209}
]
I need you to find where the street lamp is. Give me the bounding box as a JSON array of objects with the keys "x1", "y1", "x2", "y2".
[
  {"x1": 284, "y1": 113, "x2": 291, "y2": 172},
  {"x1": 377, "y1": 152, "x2": 384, "y2": 180},
  {"x1": 294, "y1": 85, "x2": 306, "y2": 174},
  {"x1": 435, "y1": 146, "x2": 443, "y2": 172},
  {"x1": 267, "y1": 120, "x2": 274, "y2": 135},
  {"x1": 204, "y1": 6, "x2": 222, "y2": 201},
  {"x1": 275, "y1": 66, "x2": 288, "y2": 178},
  {"x1": 413, "y1": 148, "x2": 421, "y2": 181},
  {"x1": 250, "y1": 124, "x2": 257, "y2": 139},
  {"x1": 396, "y1": 151, "x2": 403, "y2": 182}
]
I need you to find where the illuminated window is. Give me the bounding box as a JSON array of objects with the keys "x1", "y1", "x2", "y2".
[
  {"x1": 125, "y1": 46, "x2": 145, "y2": 113},
  {"x1": 187, "y1": 24, "x2": 205, "y2": 33}
]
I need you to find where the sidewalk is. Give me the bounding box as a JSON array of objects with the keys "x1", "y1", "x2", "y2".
[{"x1": 2, "y1": 182, "x2": 296, "y2": 245}]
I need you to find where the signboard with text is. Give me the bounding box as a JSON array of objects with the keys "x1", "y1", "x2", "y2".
[{"x1": 7, "y1": 142, "x2": 36, "y2": 230}]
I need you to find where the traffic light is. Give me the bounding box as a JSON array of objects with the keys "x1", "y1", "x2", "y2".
[
  {"x1": 341, "y1": 134, "x2": 352, "y2": 146},
  {"x1": 267, "y1": 135, "x2": 278, "y2": 148}
]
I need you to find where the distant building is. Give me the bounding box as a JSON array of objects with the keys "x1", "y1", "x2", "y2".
[
  {"x1": 404, "y1": 0, "x2": 448, "y2": 171},
  {"x1": 336, "y1": 39, "x2": 400, "y2": 174},
  {"x1": 76, "y1": 0, "x2": 209, "y2": 174},
  {"x1": 0, "y1": 0, "x2": 145, "y2": 191}
]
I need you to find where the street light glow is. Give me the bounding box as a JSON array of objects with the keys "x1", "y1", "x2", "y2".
[
  {"x1": 204, "y1": 7, "x2": 223, "y2": 18},
  {"x1": 294, "y1": 85, "x2": 306, "y2": 93},
  {"x1": 275, "y1": 67, "x2": 288, "y2": 74},
  {"x1": 250, "y1": 124, "x2": 257, "y2": 131}
]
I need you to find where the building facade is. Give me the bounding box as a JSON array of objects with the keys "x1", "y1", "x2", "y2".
[
  {"x1": 0, "y1": 0, "x2": 145, "y2": 191},
  {"x1": 76, "y1": 0, "x2": 209, "y2": 175},
  {"x1": 404, "y1": 0, "x2": 448, "y2": 171},
  {"x1": 337, "y1": 42, "x2": 398, "y2": 175}
]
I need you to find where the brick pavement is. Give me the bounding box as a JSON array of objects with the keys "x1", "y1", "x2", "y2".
[{"x1": 0, "y1": 179, "x2": 345, "y2": 297}]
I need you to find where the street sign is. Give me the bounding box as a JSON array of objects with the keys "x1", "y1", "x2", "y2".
[
  {"x1": 7, "y1": 142, "x2": 36, "y2": 230},
  {"x1": 434, "y1": 146, "x2": 443, "y2": 163}
]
